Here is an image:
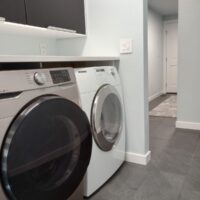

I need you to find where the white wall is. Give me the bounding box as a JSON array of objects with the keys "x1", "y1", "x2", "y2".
[
  {"x1": 0, "y1": 0, "x2": 150, "y2": 159},
  {"x1": 58, "y1": 0, "x2": 149, "y2": 156},
  {"x1": 87, "y1": 0, "x2": 149, "y2": 156},
  {"x1": 148, "y1": 8, "x2": 164, "y2": 101},
  {"x1": 177, "y1": 0, "x2": 200, "y2": 128},
  {"x1": 0, "y1": 33, "x2": 57, "y2": 55}
]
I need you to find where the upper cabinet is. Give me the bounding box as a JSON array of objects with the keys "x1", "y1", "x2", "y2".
[
  {"x1": 0, "y1": 0, "x2": 86, "y2": 34},
  {"x1": 0, "y1": 0, "x2": 26, "y2": 24},
  {"x1": 26, "y1": 0, "x2": 86, "y2": 34}
]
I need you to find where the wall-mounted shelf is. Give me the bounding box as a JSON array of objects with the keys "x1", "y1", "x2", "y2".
[
  {"x1": 0, "y1": 21, "x2": 86, "y2": 39},
  {"x1": 0, "y1": 55, "x2": 120, "y2": 63}
]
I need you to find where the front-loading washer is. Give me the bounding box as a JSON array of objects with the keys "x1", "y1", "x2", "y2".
[
  {"x1": 0, "y1": 67, "x2": 92, "y2": 200},
  {"x1": 75, "y1": 66, "x2": 126, "y2": 197}
]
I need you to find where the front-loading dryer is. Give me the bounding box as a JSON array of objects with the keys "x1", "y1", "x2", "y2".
[
  {"x1": 75, "y1": 66, "x2": 126, "y2": 197},
  {"x1": 0, "y1": 68, "x2": 92, "y2": 200}
]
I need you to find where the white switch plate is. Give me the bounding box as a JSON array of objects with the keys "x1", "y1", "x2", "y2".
[{"x1": 120, "y1": 38, "x2": 133, "y2": 54}]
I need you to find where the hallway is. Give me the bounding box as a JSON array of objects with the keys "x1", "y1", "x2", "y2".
[{"x1": 90, "y1": 96, "x2": 200, "y2": 200}]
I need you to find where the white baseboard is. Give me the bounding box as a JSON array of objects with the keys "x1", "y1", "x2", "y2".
[
  {"x1": 126, "y1": 151, "x2": 151, "y2": 165},
  {"x1": 148, "y1": 91, "x2": 163, "y2": 102},
  {"x1": 176, "y1": 121, "x2": 200, "y2": 131}
]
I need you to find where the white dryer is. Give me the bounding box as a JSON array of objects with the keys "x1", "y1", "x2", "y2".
[
  {"x1": 0, "y1": 68, "x2": 92, "y2": 200},
  {"x1": 75, "y1": 66, "x2": 126, "y2": 197}
]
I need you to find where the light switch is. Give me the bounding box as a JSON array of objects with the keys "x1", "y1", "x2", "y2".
[{"x1": 120, "y1": 38, "x2": 133, "y2": 54}]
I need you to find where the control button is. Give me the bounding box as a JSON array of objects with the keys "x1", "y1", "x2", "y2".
[{"x1": 34, "y1": 72, "x2": 46, "y2": 85}]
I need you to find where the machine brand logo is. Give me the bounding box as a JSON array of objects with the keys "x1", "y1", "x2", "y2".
[
  {"x1": 78, "y1": 70, "x2": 87, "y2": 73},
  {"x1": 96, "y1": 69, "x2": 105, "y2": 72}
]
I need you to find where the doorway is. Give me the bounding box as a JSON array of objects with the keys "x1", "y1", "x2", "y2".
[
  {"x1": 164, "y1": 20, "x2": 178, "y2": 94},
  {"x1": 148, "y1": 3, "x2": 178, "y2": 118}
]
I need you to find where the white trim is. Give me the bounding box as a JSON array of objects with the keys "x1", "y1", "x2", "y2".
[
  {"x1": 126, "y1": 151, "x2": 151, "y2": 165},
  {"x1": 84, "y1": 0, "x2": 89, "y2": 36},
  {"x1": 176, "y1": 121, "x2": 200, "y2": 131},
  {"x1": 163, "y1": 23, "x2": 167, "y2": 94},
  {"x1": 0, "y1": 21, "x2": 86, "y2": 39},
  {"x1": 148, "y1": 91, "x2": 163, "y2": 102},
  {"x1": 0, "y1": 55, "x2": 120, "y2": 63}
]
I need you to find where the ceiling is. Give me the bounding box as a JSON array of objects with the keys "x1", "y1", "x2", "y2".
[{"x1": 148, "y1": 0, "x2": 178, "y2": 17}]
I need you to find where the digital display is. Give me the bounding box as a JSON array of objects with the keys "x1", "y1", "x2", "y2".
[{"x1": 50, "y1": 70, "x2": 70, "y2": 84}]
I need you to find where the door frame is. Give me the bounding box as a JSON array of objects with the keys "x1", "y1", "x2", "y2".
[{"x1": 163, "y1": 19, "x2": 178, "y2": 94}]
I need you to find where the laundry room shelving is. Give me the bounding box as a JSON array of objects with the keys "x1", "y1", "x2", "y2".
[
  {"x1": 0, "y1": 21, "x2": 86, "y2": 39},
  {"x1": 0, "y1": 55, "x2": 120, "y2": 63}
]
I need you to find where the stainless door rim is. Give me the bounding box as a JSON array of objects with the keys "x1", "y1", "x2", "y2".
[{"x1": 91, "y1": 84, "x2": 123, "y2": 151}]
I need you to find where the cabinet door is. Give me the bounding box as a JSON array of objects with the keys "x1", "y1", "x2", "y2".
[
  {"x1": 26, "y1": 0, "x2": 86, "y2": 34},
  {"x1": 0, "y1": 0, "x2": 26, "y2": 24}
]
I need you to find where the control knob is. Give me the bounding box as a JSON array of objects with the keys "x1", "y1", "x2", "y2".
[{"x1": 34, "y1": 72, "x2": 46, "y2": 85}]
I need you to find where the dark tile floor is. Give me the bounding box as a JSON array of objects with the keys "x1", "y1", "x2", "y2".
[{"x1": 89, "y1": 95, "x2": 200, "y2": 200}]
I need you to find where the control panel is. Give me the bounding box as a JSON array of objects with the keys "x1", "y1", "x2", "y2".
[{"x1": 0, "y1": 68, "x2": 75, "y2": 94}]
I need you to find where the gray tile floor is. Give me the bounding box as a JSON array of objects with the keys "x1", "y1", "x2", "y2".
[{"x1": 89, "y1": 95, "x2": 200, "y2": 200}]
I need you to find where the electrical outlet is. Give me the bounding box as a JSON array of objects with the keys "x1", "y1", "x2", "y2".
[{"x1": 39, "y1": 43, "x2": 47, "y2": 55}]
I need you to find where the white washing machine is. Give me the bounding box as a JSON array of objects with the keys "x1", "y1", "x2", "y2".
[
  {"x1": 75, "y1": 66, "x2": 126, "y2": 197},
  {"x1": 0, "y1": 68, "x2": 92, "y2": 200}
]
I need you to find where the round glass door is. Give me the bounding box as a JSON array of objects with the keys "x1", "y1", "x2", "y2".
[
  {"x1": 0, "y1": 95, "x2": 92, "y2": 200},
  {"x1": 91, "y1": 84, "x2": 123, "y2": 151}
]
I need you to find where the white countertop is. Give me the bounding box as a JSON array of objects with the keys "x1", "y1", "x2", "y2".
[{"x1": 0, "y1": 55, "x2": 120, "y2": 63}]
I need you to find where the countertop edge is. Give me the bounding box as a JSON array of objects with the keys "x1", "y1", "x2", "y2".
[{"x1": 0, "y1": 55, "x2": 120, "y2": 63}]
